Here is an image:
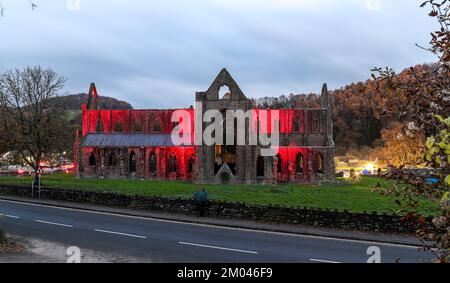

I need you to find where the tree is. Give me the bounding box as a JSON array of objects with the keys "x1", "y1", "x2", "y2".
[
  {"x1": 372, "y1": 122, "x2": 425, "y2": 167},
  {"x1": 0, "y1": 66, "x2": 68, "y2": 184},
  {"x1": 373, "y1": 0, "x2": 450, "y2": 262},
  {"x1": 0, "y1": 0, "x2": 37, "y2": 17}
]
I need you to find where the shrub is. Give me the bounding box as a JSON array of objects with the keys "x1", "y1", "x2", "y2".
[{"x1": 0, "y1": 229, "x2": 6, "y2": 244}]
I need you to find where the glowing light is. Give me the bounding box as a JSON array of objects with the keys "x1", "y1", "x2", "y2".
[{"x1": 365, "y1": 163, "x2": 375, "y2": 172}]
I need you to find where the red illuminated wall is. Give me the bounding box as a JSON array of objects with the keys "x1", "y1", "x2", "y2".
[
  {"x1": 251, "y1": 109, "x2": 305, "y2": 134},
  {"x1": 275, "y1": 147, "x2": 312, "y2": 182},
  {"x1": 77, "y1": 104, "x2": 330, "y2": 183},
  {"x1": 82, "y1": 106, "x2": 323, "y2": 137},
  {"x1": 82, "y1": 105, "x2": 195, "y2": 137}
]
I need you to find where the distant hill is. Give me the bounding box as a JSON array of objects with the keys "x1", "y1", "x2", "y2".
[{"x1": 50, "y1": 93, "x2": 133, "y2": 111}]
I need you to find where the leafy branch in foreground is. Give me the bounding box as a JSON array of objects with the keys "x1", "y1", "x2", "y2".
[{"x1": 372, "y1": 0, "x2": 450, "y2": 263}]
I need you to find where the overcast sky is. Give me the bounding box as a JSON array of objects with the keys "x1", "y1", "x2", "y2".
[{"x1": 0, "y1": 0, "x2": 438, "y2": 108}]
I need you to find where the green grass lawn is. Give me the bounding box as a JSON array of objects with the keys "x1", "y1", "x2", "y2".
[{"x1": 0, "y1": 173, "x2": 440, "y2": 216}]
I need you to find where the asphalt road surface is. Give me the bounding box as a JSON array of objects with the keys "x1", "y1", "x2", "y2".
[{"x1": 0, "y1": 199, "x2": 433, "y2": 263}]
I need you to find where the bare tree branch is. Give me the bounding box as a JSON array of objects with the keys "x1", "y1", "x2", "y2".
[{"x1": 0, "y1": 0, "x2": 37, "y2": 17}]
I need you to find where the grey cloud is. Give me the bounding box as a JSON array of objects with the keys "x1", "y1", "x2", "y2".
[{"x1": 0, "y1": 0, "x2": 439, "y2": 108}]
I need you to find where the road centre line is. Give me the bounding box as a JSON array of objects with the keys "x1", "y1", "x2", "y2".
[
  {"x1": 35, "y1": 219, "x2": 73, "y2": 228},
  {"x1": 310, "y1": 258, "x2": 341, "y2": 263},
  {"x1": 0, "y1": 199, "x2": 422, "y2": 249},
  {"x1": 178, "y1": 241, "x2": 258, "y2": 254},
  {"x1": 94, "y1": 228, "x2": 147, "y2": 239}
]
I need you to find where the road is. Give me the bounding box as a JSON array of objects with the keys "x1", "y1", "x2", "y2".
[{"x1": 0, "y1": 199, "x2": 433, "y2": 263}]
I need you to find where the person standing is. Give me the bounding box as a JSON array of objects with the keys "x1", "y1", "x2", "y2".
[{"x1": 194, "y1": 188, "x2": 209, "y2": 217}]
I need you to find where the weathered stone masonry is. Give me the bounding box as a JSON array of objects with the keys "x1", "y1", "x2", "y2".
[{"x1": 75, "y1": 69, "x2": 335, "y2": 185}]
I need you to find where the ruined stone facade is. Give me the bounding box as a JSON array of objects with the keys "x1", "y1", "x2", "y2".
[{"x1": 75, "y1": 69, "x2": 335, "y2": 184}]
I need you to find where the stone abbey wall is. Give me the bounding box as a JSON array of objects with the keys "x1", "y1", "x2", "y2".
[{"x1": 76, "y1": 69, "x2": 335, "y2": 184}]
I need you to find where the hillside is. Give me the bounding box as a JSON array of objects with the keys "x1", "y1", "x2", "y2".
[
  {"x1": 50, "y1": 93, "x2": 133, "y2": 111},
  {"x1": 254, "y1": 63, "x2": 437, "y2": 157}
]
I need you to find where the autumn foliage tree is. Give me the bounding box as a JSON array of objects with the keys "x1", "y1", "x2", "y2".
[
  {"x1": 373, "y1": 0, "x2": 450, "y2": 262},
  {"x1": 372, "y1": 122, "x2": 425, "y2": 167},
  {"x1": 332, "y1": 80, "x2": 385, "y2": 154}
]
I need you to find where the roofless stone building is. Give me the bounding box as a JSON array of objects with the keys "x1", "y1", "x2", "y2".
[{"x1": 75, "y1": 69, "x2": 335, "y2": 184}]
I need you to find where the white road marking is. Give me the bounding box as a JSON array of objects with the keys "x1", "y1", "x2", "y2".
[
  {"x1": 310, "y1": 258, "x2": 341, "y2": 263},
  {"x1": 0, "y1": 213, "x2": 20, "y2": 219},
  {"x1": 179, "y1": 241, "x2": 258, "y2": 254},
  {"x1": 35, "y1": 219, "x2": 73, "y2": 228},
  {"x1": 0, "y1": 199, "x2": 422, "y2": 249},
  {"x1": 94, "y1": 229, "x2": 147, "y2": 239},
  {"x1": 5, "y1": 214, "x2": 20, "y2": 219}
]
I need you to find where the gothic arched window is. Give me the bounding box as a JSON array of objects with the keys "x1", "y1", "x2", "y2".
[
  {"x1": 219, "y1": 85, "x2": 231, "y2": 100},
  {"x1": 168, "y1": 153, "x2": 177, "y2": 173},
  {"x1": 188, "y1": 155, "x2": 194, "y2": 173},
  {"x1": 296, "y1": 153, "x2": 304, "y2": 173},
  {"x1": 149, "y1": 152, "x2": 157, "y2": 175}
]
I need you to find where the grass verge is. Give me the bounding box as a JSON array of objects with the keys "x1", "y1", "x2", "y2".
[{"x1": 0, "y1": 173, "x2": 440, "y2": 216}]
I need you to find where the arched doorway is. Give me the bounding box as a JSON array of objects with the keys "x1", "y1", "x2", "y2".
[
  {"x1": 257, "y1": 156, "x2": 265, "y2": 177},
  {"x1": 89, "y1": 152, "x2": 96, "y2": 166},
  {"x1": 214, "y1": 109, "x2": 237, "y2": 175},
  {"x1": 314, "y1": 152, "x2": 324, "y2": 174},
  {"x1": 220, "y1": 172, "x2": 230, "y2": 184},
  {"x1": 149, "y1": 152, "x2": 156, "y2": 176},
  {"x1": 129, "y1": 151, "x2": 137, "y2": 173},
  {"x1": 108, "y1": 152, "x2": 117, "y2": 167}
]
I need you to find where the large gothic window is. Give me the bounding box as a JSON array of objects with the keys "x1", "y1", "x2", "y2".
[
  {"x1": 296, "y1": 153, "x2": 304, "y2": 173},
  {"x1": 129, "y1": 151, "x2": 137, "y2": 173},
  {"x1": 149, "y1": 152, "x2": 157, "y2": 175}
]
